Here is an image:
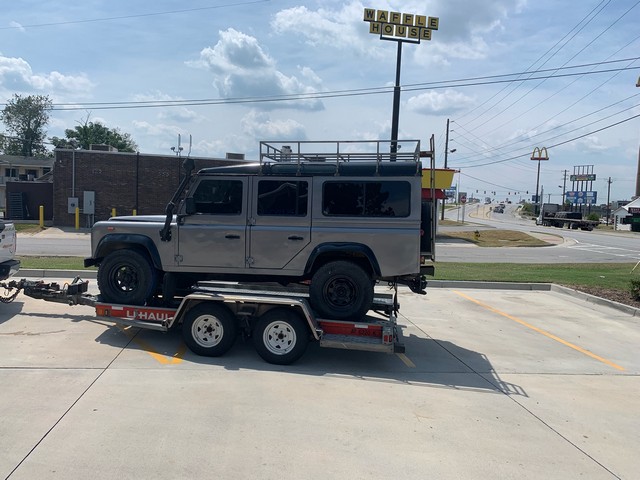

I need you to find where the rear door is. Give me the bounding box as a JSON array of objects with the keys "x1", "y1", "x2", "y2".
[{"x1": 248, "y1": 177, "x2": 311, "y2": 270}]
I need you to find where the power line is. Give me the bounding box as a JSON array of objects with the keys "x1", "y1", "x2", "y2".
[
  {"x1": 472, "y1": 0, "x2": 640, "y2": 134},
  {"x1": 0, "y1": 0, "x2": 271, "y2": 30},
  {"x1": 453, "y1": 99, "x2": 640, "y2": 165},
  {"x1": 34, "y1": 63, "x2": 640, "y2": 111},
  {"x1": 455, "y1": 0, "x2": 613, "y2": 126},
  {"x1": 452, "y1": 113, "x2": 640, "y2": 169}
]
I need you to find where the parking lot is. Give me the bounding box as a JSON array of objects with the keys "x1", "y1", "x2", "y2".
[{"x1": 1, "y1": 279, "x2": 638, "y2": 480}]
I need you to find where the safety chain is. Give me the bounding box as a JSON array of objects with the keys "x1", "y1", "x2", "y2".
[{"x1": 0, "y1": 284, "x2": 21, "y2": 303}]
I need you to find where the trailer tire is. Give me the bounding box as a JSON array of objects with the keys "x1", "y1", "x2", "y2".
[
  {"x1": 182, "y1": 303, "x2": 238, "y2": 357},
  {"x1": 309, "y1": 260, "x2": 374, "y2": 320},
  {"x1": 97, "y1": 249, "x2": 157, "y2": 306},
  {"x1": 253, "y1": 308, "x2": 309, "y2": 365}
]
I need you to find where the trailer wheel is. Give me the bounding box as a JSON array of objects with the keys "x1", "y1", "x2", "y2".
[
  {"x1": 253, "y1": 308, "x2": 309, "y2": 365},
  {"x1": 97, "y1": 249, "x2": 157, "y2": 305},
  {"x1": 309, "y1": 260, "x2": 374, "y2": 320},
  {"x1": 182, "y1": 304, "x2": 238, "y2": 357}
]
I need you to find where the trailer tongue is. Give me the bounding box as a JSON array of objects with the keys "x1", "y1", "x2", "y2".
[{"x1": 1, "y1": 277, "x2": 406, "y2": 365}]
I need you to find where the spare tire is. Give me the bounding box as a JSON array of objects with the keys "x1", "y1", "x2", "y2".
[
  {"x1": 97, "y1": 249, "x2": 157, "y2": 305},
  {"x1": 309, "y1": 260, "x2": 374, "y2": 320}
]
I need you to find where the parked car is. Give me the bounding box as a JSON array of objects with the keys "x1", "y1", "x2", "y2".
[{"x1": 0, "y1": 221, "x2": 20, "y2": 281}]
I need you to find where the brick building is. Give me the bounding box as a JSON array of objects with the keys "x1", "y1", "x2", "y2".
[{"x1": 53, "y1": 148, "x2": 246, "y2": 227}]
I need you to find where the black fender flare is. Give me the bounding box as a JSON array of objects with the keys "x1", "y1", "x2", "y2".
[
  {"x1": 304, "y1": 243, "x2": 380, "y2": 277},
  {"x1": 93, "y1": 234, "x2": 163, "y2": 270}
]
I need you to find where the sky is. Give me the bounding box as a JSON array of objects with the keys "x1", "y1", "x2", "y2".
[{"x1": 1, "y1": 0, "x2": 639, "y2": 203}]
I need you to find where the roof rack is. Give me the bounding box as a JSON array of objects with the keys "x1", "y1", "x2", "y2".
[{"x1": 260, "y1": 140, "x2": 422, "y2": 166}]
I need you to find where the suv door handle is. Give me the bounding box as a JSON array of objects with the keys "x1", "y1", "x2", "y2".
[
  {"x1": 288, "y1": 235, "x2": 304, "y2": 241},
  {"x1": 225, "y1": 234, "x2": 241, "y2": 239}
]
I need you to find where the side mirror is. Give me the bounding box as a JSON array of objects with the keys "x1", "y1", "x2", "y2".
[{"x1": 185, "y1": 197, "x2": 196, "y2": 215}]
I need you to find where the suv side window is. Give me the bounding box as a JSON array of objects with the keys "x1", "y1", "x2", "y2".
[
  {"x1": 257, "y1": 180, "x2": 308, "y2": 216},
  {"x1": 322, "y1": 181, "x2": 410, "y2": 217},
  {"x1": 192, "y1": 179, "x2": 243, "y2": 215}
]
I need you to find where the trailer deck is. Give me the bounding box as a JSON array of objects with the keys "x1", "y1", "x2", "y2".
[{"x1": 1, "y1": 277, "x2": 405, "y2": 364}]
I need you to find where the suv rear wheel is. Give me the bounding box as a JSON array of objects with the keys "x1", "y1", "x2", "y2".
[
  {"x1": 97, "y1": 249, "x2": 157, "y2": 305},
  {"x1": 309, "y1": 260, "x2": 374, "y2": 320}
]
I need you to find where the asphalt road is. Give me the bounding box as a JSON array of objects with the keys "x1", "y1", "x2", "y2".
[
  {"x1": 15, "y1": 211, "x2": 640, "y2": 265},
  {"x1": 439, "y1": 204, "x2": 640, "y2": 263},
  {"x1": 1, "y1": 281, "x2": 637, "y2": 479}
]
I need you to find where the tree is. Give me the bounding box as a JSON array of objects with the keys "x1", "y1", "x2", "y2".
[
  {"x1": 0, "y1": 94, "x2": 52, "y2": 156},
  {"x1": 50, "y1": 115, "x2": 138, "y2": 152}
]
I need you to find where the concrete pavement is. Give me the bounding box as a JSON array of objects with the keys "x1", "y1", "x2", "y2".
[{"x1": 1, "y1": 283, "x2": 638, "y2": 479}]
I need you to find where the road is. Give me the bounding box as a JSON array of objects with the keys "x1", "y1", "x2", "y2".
[
  {"x1": 16, "y1": 228, "x2": 91, "y2": 257},
  {"x1": 439, "y1": 203, "x2": 640, "y2": 263},
  {"x1": 14, "y1": 212, "x2": 640, "y2": 265}
]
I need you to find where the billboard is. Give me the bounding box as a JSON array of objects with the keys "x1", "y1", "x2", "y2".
[
  {"x1": 565, "y1": 191, "x2": 597, "y2": 204},
  {"x1": 570, "y1": 174, "x2": 596, "y2": 181}
]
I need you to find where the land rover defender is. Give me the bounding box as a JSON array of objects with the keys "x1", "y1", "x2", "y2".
[{"x1": 85, "y1": 140, "x2": 435, "y2": 320}]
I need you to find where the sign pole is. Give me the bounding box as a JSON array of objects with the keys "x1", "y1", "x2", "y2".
[
  {"x1": 531, "y1": 147, "x2": 549, "y2": 216},
  {"x1": 390, "y1": 41, "x2": 403, "y2": 155},
  {"x1": 363, "y1": 9, "x2": 439, "y2": 156}
]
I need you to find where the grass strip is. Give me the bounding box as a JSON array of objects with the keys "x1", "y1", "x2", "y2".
[
  {"x1": 17, "y1": 257, "x2": 639, "y2": 293},
  {"x1": 434, "y1": 262, "x2": 639, "y2": 290}
]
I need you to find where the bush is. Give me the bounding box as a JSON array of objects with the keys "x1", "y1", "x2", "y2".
[
  {"x1": 587, "y1": 213, "x2": 600, "y2": 222},
  {"x1": 520, "y1": 203, "x2": 534, "y2": 215},
  {"x1": 630, "y1": 278, "x2": 640, "y2": 300}
]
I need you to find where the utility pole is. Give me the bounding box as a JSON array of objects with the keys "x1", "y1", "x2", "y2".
[
  {"x1": 636, "y1": 76, "x2": 639, "y2": 197},
  {"x1": 561, "y1": 170, "x2": 569, "y2": 206},
  {"x1": 441, "y1": 118, "x2": 450, "y2": 221},
  {"x1": 606, "y1": 177, "x2": 612, "y2": 226}
]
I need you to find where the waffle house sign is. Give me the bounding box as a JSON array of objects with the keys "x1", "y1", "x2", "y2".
[{"x1": 363, "y1": 8, "x2": 439, "y2": 43}]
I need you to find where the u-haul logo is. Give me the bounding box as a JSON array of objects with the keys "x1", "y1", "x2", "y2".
[{"x1": 127, "y1": 310, "x2": 173, "y2": 322}]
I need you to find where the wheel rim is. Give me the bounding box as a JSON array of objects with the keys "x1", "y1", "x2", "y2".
[
  {"x1": 262, "y1": 321, "x2": 296, "y2": 355},
  {"x1": 324, "y1": 276, "x2": 357, "y2": 308},
  {"x1": 113, "y1": 264, "x2": 138, "y2": 292},
  {"x1": 191, "y1": 315, "x2": 224, "y2": 348}
]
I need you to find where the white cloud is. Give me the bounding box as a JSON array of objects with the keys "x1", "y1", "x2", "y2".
[
  {"x1": 188, "y1": 28, "x2": 324, "y2": 111},
  {"x1": 576, "y1": 135, "x2": 608, "y2": 152},
  {"x1": 9, "y1": 21, "x2": 25, "y2": 32},
  {"x1": 240, "y1": 110, "x2": 307, "y2": 140},
  {"x1": 406, "y1": 89, "x2": 475, "y2": 115},
  {"x1": 272, "y1": 1, "x2": 528, "y2": 63},
  {"x1": 132, "y1": 120, "x2": 189, "y2": 138},
  {"x1": 0, "y1": 55, "x2": 93, "y2": 94}
]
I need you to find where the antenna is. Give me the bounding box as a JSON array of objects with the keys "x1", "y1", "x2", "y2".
[{"x1": 187, "y1": 134, "x2": 192, "y2": 157}]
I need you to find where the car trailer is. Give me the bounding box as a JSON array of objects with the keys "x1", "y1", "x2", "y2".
[{"x1": 1, "y1": 277, "x2": 406, "y2": 365}]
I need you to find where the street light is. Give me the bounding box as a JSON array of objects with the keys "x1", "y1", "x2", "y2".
[{"x1": 531, "y1": 147, "x2": 549, "y2": 215}]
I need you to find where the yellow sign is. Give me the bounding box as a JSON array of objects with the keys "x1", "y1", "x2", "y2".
[
  {"x1": 421, "y1": 169, "x2": 455, "y2": 189},
  {"x1": 364, "y1": 8, "x2": 438, "y2": 42},
  {"x1": 530, "y1": 147, "x2": 549, "y2": 160}
]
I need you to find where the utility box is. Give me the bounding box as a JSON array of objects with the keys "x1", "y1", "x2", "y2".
[
  {"x1": 83, "y1": 191, "x2": 95, "y2": 215},
  {"x1": 67, "y1": 197, "x2": 78, "y2": 214}
]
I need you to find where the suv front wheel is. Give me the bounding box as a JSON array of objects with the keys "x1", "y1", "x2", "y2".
[
  {"x1": 309, "y1": 260, "x2": 374, "y2": 320},
  {"x1": 97, "y1": 249, "x2": 158, "y2": 305}
]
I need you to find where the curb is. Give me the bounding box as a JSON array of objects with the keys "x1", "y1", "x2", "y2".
[{"x1": 19, "y1": 269, "x2": 97, "y2": 279}]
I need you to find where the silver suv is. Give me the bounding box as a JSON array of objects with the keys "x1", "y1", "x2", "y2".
[{"x1": 85, "y1": 140, "x2": 435, "y2": 319}]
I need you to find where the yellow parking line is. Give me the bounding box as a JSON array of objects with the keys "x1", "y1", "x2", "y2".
[
  {"x1": 453, "y1": 291, "x2": 625, "y2": 371},
  {"x1": 117, "y1": 326, "x2": 185, "y2": 365},
  {"x1": 396, "y1": 353, "x2": 416, "y2": 368}
]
